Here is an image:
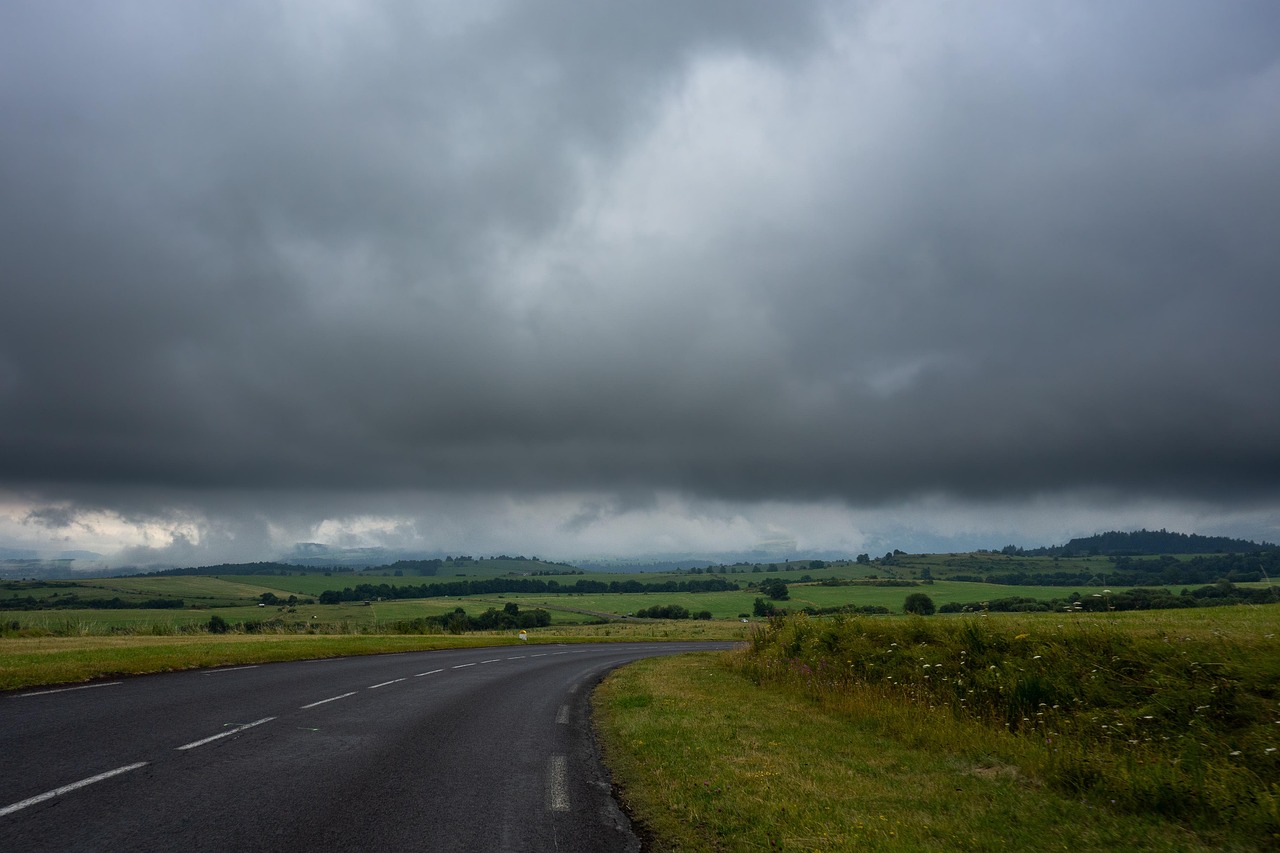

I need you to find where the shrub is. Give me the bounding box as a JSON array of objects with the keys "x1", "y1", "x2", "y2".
[{"x1": 903, "y1": 592, "x2": 936, "y2": 615}]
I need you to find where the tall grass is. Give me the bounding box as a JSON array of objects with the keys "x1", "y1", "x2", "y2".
[{"x1": 734, "y1": 611, "x2": 1280, "y2": 840}]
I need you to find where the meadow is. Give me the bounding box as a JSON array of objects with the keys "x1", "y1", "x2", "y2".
[{"x1": 596, "y1": 605, "x2": 1280, "y2": 850}]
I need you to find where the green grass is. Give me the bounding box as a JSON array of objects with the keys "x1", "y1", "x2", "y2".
[
  {"x1": 596, "y1": 653, "x2": 1223, "y2": 851},
  {"x1": 718, "y1": 607, "x2": 1280, "y2": 846},
  {"x1": 0, "y1": 633, "x2": 525, "y2": 691},
  {"x1": 0, "y1": 598, "x2": 588, "y2": 634},
  {"x1": 0, "y1": 620, "x2": 753, "y2": 692}
]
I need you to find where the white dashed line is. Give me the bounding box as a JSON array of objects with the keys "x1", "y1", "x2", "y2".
[
  {"x1": 480, "y1": 659, "x2": 500, "y2": 664},
  {"x1": 506, "y1": 655, "x2": 526, "y2": 660},
  {"x1": 451, "y1": 663, "x2": 475, "y2": 669},
  {"x1": 368, "y1": 678, "x2": 406, "y2": 689},
  {"x1": 556, "y1": 705, "x2": 569, "y2": 725},
  {"x1": 0, "y1": 763, "x2": 148, "y2": 818},
  {"x1": 530, "y1": 654, "x2": 547, "y2": 658},
  {"x1": 176, "y1": 717, "x2": 276, "y2": 751},
  {"x1": 415, "y1": 669, "x2": 444, "y2": 677},
  {"x1": 546, "y1": 754, "x2": 570, "y2": 812},
  {"x1": 203, "y1": 666, "x2": 260, "y2": 674},
  {"x1": 300, "y1": 692, "x2": 357, "y2": 709},
  {"x1": 12, "y1": 682, "x2": 121, "y2": 698}
]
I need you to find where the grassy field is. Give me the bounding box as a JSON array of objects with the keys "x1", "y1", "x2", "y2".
[
  {"x1": 480, "y1": 578, "x2": 1132, "y2": 621},
  {"x1": 0, "y1": 597, "x2": 596, "y2": 635},
  {"x1": 597, "y1": 655, "x2": 1218, "y2": 851},
  {"x1": 596, "y1": 606, "x2": 1280, "y2": 850},
  {"x1": 0, "y1": 620, "x2": 752, "y2": 691}
]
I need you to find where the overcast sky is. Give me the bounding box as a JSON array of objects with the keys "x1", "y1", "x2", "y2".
[{"x1": 3, "y1": 1, "x2": 1279, "y2": 567}]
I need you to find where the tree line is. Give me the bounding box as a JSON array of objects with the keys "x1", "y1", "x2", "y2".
[{"x1": 316, "y1": 575, "x2": 739, "y2": 604}]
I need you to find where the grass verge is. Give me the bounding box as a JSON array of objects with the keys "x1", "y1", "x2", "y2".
[
  {"x1": 0, "y1": 620, "x2": 750, "y2": 692},
  {"x1": 595, "y1": 653, "x2": 1245, "y2": 851}
]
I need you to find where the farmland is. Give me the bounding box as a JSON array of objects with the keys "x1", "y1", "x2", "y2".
[{"x1": 4, "y1": 551, "x2": 1276, "y2": 638}]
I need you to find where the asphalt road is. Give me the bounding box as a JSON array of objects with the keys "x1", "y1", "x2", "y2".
[{"x1": 0, "y1": 641, "x2": 733, "y2": 852}]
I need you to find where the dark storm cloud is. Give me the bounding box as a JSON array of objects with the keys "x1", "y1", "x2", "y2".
[{"x1": 2, "y1": 0, "x2": 1279, "y2": 525}]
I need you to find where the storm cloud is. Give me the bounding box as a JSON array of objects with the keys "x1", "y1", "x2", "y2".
[{"x1": 3, "y1": 2, "x2": 1279, "y2": 563}]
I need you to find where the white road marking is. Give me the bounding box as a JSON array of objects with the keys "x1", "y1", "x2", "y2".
[
  {"x1": 451, "y1": 663, "x2": 475, "y2": 669},
  {"x1": 203, "y1": 665, "x2": 260, "y2": 674},
  {"x1": 415, "y1": 669, "x2": 444, "y2": 677},
  {"x1": 300, "y1": 692, "x2": 357, "y2": 709},
  {"x1": 551, "y1": 652, "x2": 567, "y2": 656},
  {"x1": 0, "y1": 763, "x2": 148, "y2": 818},
  {"x1": 506, "y1": 655, "x2": 526, "y2": 660},
  {"x1": 176, "y1": 717, "x2": 275, "y2": 751},
  {"x1": 13, "y1": 682, "x2": 121, "y2": 698},
  {"x1": 368, "y1": 678, "x2": 406, "y2": 689},
  {"x1": 556, "y1": 705, "x2": 569, "y2": 725},
  {"x1": 530, "y1": 653, "x2": 547, "y2": 658},
  {"x1": 546, "y1": 755, "x2": 570, "y2": 812},
  {"x1": 480, "y1": 659, "x2": 500, "y2": 664}
]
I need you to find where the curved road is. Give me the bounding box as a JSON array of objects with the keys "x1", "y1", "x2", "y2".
[{"x1": 0, "y1": 641, "x2": 732, "y2": 851}]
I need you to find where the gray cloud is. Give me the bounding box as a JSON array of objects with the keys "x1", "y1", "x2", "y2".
[{"x1": 2, "y1": 1, "x2": 1279, "y2": 561}]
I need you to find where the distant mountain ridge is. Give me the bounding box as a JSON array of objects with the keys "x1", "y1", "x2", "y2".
[{"x1": 1028, "y1": 529, "x2": 1277, "y2": 557}]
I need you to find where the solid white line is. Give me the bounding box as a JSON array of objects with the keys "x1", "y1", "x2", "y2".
[
  {"x1": 13, "y1": 682, "x2": 121, "y2": 698},
  {"x1": 451, "y1": 663, "x2": 475, "y2": 669},
  {"x1": 415, "y1": 669, "x2": 444, "y2": 677},
  {"x1": 203, "y1": 665, "x2": 260, "y2": 674},
  {"x1": 176, "y1": 717, "x2": 275, "y2": 751},
  {"x1": 368, "y1": 678, "x2": 406, "y2": 689},
  {"x1": 546, "y1": 754, "x2": 570, "y2": 812},
  {"x1": 556, "y1": 705, "x2": 569, "y2": 725},
  {"x1": 0, "y1": 763, "x2": 148, "y2": 818},
  {"x1": 300, "y1": 692, "x2": 357, "y2": 709}
]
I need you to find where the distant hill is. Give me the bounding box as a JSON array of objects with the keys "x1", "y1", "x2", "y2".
[{"x1": 1028, "y1": 529, "x2": 1277, "y2": 557}]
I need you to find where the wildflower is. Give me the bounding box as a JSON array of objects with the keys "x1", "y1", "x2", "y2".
[{"x1": 1033, "y1": 655, "x2": 1042, "y2": 660}]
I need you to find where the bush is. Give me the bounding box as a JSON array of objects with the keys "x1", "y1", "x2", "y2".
[
  {"x1": 207, "y1": 614, "x2": 230, "y2": 634},
  {"x1": 903, "y1": 593, "x2": 936, "y2": 616}
]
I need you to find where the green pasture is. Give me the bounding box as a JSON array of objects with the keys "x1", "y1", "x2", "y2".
[
  {"x1": 473, "y1": 578, "x2": 1135, "y2": 620},
  {"x1": 0, "y1": 597, "x2": 585, "y2": 634},
  {"x1": 4, "y1": 575, "x2": 290, "y2": 606}
]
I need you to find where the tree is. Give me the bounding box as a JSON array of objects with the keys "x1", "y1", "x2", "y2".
[
  {"x1": 903, "y1": 593, "x2": 936, "y2": 616},
  {"x1": 753, "y1": 597, "x2": 778, "y2": 617},
  {"x1": 759, "y1": 577, "x2": 789, "y2": 600}
]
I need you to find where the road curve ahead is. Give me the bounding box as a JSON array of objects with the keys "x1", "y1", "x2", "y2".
[{"x1": 1, "y1": 641, "x2": 734, "y2": 852}]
